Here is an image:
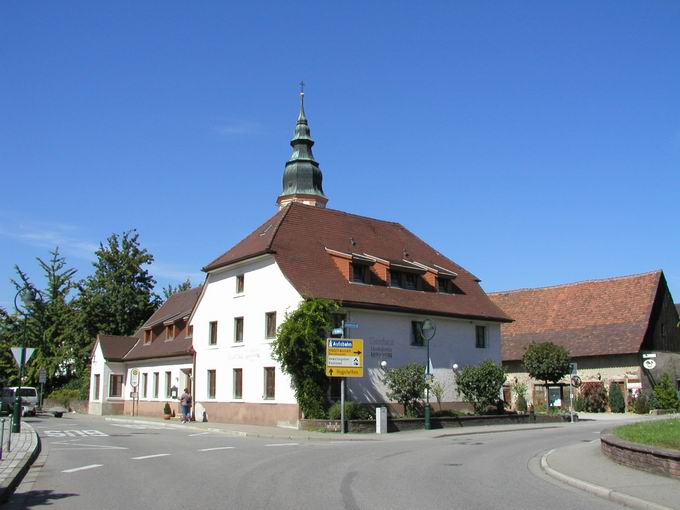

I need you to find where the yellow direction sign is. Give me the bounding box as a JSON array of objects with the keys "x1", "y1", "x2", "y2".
[{"x1": 325, "y1": 339, "x2": 364, "y2": 378}]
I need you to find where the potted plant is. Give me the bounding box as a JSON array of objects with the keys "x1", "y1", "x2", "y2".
[{"x1": 163, "y1": 402, "x2": 172, "y2": 420}]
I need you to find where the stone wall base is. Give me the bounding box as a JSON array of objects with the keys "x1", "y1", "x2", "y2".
[{"x1": 601, "y1": 429, "x2": 680, "y2": 479}]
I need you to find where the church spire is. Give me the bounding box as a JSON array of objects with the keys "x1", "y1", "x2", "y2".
[{"x1": 277, "y1": 83, "x2": 328, "y2": 209}]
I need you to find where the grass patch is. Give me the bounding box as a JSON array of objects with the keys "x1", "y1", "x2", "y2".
[{"x1": 614, "y1": 418, "x2": 680, "y2": 451}]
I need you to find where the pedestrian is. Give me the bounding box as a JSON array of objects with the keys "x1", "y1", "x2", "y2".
[{"x1": 180, "y1": 388, "x2": 192, "y2": 423}]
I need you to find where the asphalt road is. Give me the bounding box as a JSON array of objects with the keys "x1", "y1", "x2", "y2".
[{"x1": 7, "y1": 414, "x2": 629, "y2": 510}]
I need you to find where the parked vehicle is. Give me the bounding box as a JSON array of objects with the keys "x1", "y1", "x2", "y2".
[{"x1": 1, "y1": 387, "x2": 39, "y2": 416}]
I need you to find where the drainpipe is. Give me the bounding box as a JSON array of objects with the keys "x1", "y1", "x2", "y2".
[{"x1": 192, "y1": 350, "x2": 196, "y2": 422}]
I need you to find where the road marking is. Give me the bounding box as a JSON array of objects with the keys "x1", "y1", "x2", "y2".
[
  {"x1": 189, "y1": 432, "x2": 210, "y2": 437},
  {"x1": 199, "y1": 447, "x2": 235, "y2": 451},
  {"x1": 44, "y1": 430, "x2": 108, "y2": 437},
  {"x1": 52, "y1": 442, "x2": 128, "y2": 450},
  {"x1": 265, "y1": 443, "x2": 299, "y2": 447},
  {"x1": 132, "y1": 453, "x2": 171, "y2": 460},
  {"x1": 62, "y1": 464, "x2": 103, "y2": 473}
]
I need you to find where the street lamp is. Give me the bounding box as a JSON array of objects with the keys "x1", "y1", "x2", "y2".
[
  {"x1": 12, "y1": 285, "x2": 39, "y2": 433},
  {"x1": 420, "y1": 319, "x2": 436, "y2": 430},
  {"x1": 380, "y1": 360, "x2": 388, "y2": 370}
]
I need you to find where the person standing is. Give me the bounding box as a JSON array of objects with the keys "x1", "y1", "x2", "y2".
[{"x1": 179, "y1": 388, "x2": 192, "y2": 423}]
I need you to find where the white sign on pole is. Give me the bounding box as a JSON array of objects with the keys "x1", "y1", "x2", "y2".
[
  {"x1": 643, "y1": 359, "x2": 657, "y2": 370},
  {"x1": 11, "y1": 347, "x2": 36, "y2": 366},
  {"x1": 39, "y1": 368, "x2": 47, "y2": 384},
  {"x1": 130, "y1": 368, "x2": 140, "y2": 388}
]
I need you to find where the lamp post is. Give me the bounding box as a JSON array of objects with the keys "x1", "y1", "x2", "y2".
[
  {"x1": 421, "y1": 319, "x2": 436, "y2": 430},
  {"x1": 11, "y1": 286, "x2": 38, "y2": 433}
]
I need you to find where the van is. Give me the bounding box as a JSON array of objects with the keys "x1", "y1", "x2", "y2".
[{"x1": 1, "y1": 387, "x2": 39, "y2": 416}]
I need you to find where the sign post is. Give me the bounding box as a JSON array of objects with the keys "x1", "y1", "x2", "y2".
[
  {"x1": 38, "y1": 368, "x2": 47, "y2": 410},
  {"x1": 10, "y1": 346, "x2": 36, "y2": 433},
  {"x1": 326, "y1": 336, "x2": 364, "y2": 434},
  {"x1": 130, "y1": 368, "x2": 140, "y2": 416},
  {"x1": 568, "y1": 362, "x2": 578, "y2": 424}
]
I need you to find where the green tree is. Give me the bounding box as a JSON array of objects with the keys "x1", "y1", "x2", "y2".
[
  {"x1": 383, "y1": 363, "x2": 426, "y2": 417},
  {"x1": 653, "y1": 373, "x2": 680, "y2": 411},
  {"x1": 0, "y1": 308, "x2": 19, "y2": 386},
  {"x1": 609, "y1": 383, "x2": 626, "y2": 413},
  {"x1": 10, "y1": 249, "x2": 79, "y2": 391},
  {"x1": 522, "y1": 341, "x2": 570, "y2": 409},
  {"x1": 78, "y1": 230, "x2": 160, "y2": 340},
  {"x1": 271, "y1": 298, "x2": 339, "y2": 419},
  {"x1": 162, "y1": 278, "x2": 193, "y2": 300},
  {"x1": 455, "y1": 360, "x2": 506, "y2": 415}
]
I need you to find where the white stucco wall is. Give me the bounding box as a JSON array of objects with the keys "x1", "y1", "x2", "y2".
[
  {"x1": 341, "y1": 308, "x2": 502, "y2": 405},
  {"x1": 124, "y1": 358, "x2": 193, "y2": 403},
  {"x1": 191, "y1": 255, "x2": 302, "y2": 407}
]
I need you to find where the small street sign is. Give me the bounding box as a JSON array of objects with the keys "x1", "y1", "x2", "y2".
[
  {"x1": 39, "y1": 368, "x2": 47, "y2": 384},
  {"x1": 11, "y1": 347, "x2": 36, "y2": 366},
  {"x1": 343, "y1": 322, "x2": 359, "y2": 329},
  {"x1": 571, "y1": 375, "x2": 582, "y2": 388},
  {"x1": 130, "y1": 391, "x2": 139, "y2": 399},
  {"x1": 130, "y1": 368, "x2": 140, "y2": 388},
  {"x1": 643, "y1": 359, "x2": 657, "y2": 370},
  {"x1": 331, "y1": 327, "x2": 344, "y2": 336},
  {"x1": 642, "y1": 353, "x2": 657, "y2": 359},
  {"x1": 325, "y1": 339, "x2": 364, "y2": 377},
  {"x1": 568, "y1": 362, "x2": 578, "y2": 374}
]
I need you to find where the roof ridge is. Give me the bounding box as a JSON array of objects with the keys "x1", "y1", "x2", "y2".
[
  {"x1": 489, "y1": 270, "x2": 663, "y2": 295},
  {"x1": 289, "y1": 202, "x2": 403, "y2": 227}
]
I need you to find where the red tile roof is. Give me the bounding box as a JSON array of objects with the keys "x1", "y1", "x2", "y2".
[
  {"x1": 489, "y1": 271, "x2": 662, "y2": 361},
  {"x1": 204, "y1": 203, "x2": 510, "y2": 322},
  {"x1": 124, "y1": 287, "x2": 202, "y2": 361},
  {"x1": 97, "y1": 335, "x2": 137, "y2": 361}
]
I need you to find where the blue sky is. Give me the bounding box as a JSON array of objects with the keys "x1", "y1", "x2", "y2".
[{"x1": 1, "y1": 1, "x2": 679, "y2": 309}]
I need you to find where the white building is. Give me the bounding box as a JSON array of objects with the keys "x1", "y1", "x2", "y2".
[
  {"x1": 187, "y1": 93, "x2": 510, "y2": 426},
  {"x1": 89, "y1": 93, "x2": 511, "y2": 426}
]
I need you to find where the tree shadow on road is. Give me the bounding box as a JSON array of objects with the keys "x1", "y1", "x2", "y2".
[{"x1": 6, "y1": 489, "x2": 78, "y2": 509}]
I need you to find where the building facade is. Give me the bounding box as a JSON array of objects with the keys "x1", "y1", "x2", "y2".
[{"x1": 490, "y1": 271, "x2": 680, "y2": 410}]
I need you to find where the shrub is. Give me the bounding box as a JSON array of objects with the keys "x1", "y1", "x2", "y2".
[
  {"x1": 631, "y1": 391, "x2": 651, "y2": 414},
  {"x1": 653, "y1": 373, "x2": 680, "y2": 411},
  {"x1": 455, "y1": 360, "x2": 506, "y2": 415},
  {"x1": 328, "y1": 401, "x2": 374, "y2": 420},
  {"x1": 163, "y1": 402, "x2": 171, "y2": 415},
  {"x1": 512, "y1": 382, "x2": 528, "y2": 412},
  {"x1": 430, "y1": 380, "x2": 445, "y2": 411},
  {"x1": 573, "y1": 395, "x2": 586, "y2": 412},
  {"x1": 609, "y1": 384, "x2": 626, "y2": 413},
  {"x1": 431, "y1": 409, "x2": 466, "y2": 417},
  {"x1": 383, "y1": 363, "x2": 426, "y2": 417},
  {"x1": 580, "y1": 382, "x2": 608, "y2": 412},
  {"x1": 48, "y1": 389, "x2": 80, "y2": 409}
]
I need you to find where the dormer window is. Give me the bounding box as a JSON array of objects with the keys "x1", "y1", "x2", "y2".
[
  {"x1": 166, "y1": 324, "x2": 176, "y2": 340},
  {"x1": 437, "y1": 277, "x2": 464, "y2": 294},
  {"x1": 144, "y1": 329, "x2": 152, "y2": 345},
  {"x1": 351, "y1": 263, "x2": 369, "y2": 284}
]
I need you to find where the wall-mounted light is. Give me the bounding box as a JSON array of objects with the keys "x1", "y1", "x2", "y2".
[{"x1": 380, "y1": 360, "x2": 388, "y2": 370}]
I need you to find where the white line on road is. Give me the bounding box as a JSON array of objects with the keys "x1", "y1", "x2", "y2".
[
  {"x1": 198, "y1": 447, "x2": 235, "y2": 451},
  {"x1": 62, "y1": 464, "x2": 103, "y2": 473},
  {"x1": 265, "y1": 443, "x2": 299, "y2": 447},
  {"x1": 189, "y1": 432, "x2": 210, "y2": 437},
  {"x1": 131, "y1": 453, "x2": 171, "y2": 460}
]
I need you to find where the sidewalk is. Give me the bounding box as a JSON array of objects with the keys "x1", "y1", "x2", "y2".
[
  {"x1": 542, "y1": 439, "x2": 680, "y2": 510},
  {"x1": 0, "y1": 421, "x2": 41, "y2": 503},
  {"x1": 104, "y1": 414, "x2": 571, "y2": 442}
]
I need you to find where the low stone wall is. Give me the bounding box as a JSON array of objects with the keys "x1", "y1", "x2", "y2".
[
  {"x1": 600, "y1": 428, "x2": 680, "y2": 479},
  {"x1": 300, "y1": 413, "x2": 569, "y2": 433},
  {"x1": 42, "y1": 398, "x2": 89, "y2": 414}
]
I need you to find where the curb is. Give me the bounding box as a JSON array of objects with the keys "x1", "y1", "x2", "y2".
[
  {"x1": 540, "y1": 447, "x2": 673, "y2": 510},
  {"x1": 0, "y1": 423, "x2": 42, "y2": 504},
  {"x1": 103, "y1": 417, "x2": 377, "y2": 442}
]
